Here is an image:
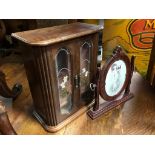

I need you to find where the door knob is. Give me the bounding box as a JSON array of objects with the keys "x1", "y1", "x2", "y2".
[{"x1": 74, "y1": 75, "x2": 80, "y2": 88}]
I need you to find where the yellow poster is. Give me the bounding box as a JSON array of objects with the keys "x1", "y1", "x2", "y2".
[{"x1": 103, "y1": 19, "x2": 155, "y2": 77}]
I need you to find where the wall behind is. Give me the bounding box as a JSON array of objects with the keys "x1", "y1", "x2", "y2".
[{"x1": 103, "y1": 19, "x2": 155, "y2": 77}]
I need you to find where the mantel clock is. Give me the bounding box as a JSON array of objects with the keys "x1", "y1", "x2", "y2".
[
  {"x1": 12, "y1": 22, "x2": 103, "y2": 132},
  {"x1": 87, "y1": 46, "x2": 135, "y2": 119}
]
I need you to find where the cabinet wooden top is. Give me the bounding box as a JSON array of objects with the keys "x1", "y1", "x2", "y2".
[{"x1": 11, "y1": 22, "x2": 103, "y2": 46}]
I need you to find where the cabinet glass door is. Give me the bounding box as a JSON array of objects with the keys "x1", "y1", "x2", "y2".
[
  {"x1": 55, "y1": 48, "x2": 72, "y2": 115},
  {"x1": 80, "y1": 41, "x2": 92, "y2": 102}
]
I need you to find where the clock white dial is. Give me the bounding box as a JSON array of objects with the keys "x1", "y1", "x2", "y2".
[{"x1": 105, "y1": 60, "x2": 127, "y2": 96}]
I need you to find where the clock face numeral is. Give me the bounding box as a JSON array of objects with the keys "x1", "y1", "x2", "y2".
[{"x1": 105, "y1": 60, "x2": 127, "y2": 96}]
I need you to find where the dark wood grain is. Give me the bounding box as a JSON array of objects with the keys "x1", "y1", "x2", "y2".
[
  {"x1": 12, "y1": 23, "x2": 102, "y2": 132},
  {"x1": 11, "y1": 22, "x2": 103, "y2": 46}
]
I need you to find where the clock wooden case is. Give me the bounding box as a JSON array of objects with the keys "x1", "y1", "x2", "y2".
[
  {"x1": 87, "y1": 46, "x2": 135, "y2": 119},
  {"x1": 11, "y1": 22, "x2": 103, "y2": 132}
]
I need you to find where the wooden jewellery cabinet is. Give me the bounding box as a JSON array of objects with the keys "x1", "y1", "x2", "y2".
[{"x1": 12, "y1": 22, "x2": 103, "y2": 132}]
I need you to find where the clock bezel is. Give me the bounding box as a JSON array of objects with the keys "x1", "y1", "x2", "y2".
[{"x1": 99, "y1": 50, "x2": 131, "y2": 101}]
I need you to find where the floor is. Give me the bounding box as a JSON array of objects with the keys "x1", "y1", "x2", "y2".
[{"x1": 0, "y1": 62, "x2": 155, "y2": 135}]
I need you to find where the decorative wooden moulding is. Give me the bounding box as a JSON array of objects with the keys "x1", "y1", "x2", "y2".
[{"x1": 11, "y1": 22, "x2": 103, "y2": 132}]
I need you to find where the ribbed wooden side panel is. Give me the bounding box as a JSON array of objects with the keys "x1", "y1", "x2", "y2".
[{"x1": 33, "y1": 47, "x2": 57, "y2": 126}]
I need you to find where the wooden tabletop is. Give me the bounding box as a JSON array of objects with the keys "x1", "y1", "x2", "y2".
[
  {"x1": 1, "y1": 62, "x2": 155, "y2": 135},
  {"x1": 11, "y1": 22, "x2": 103, "y2": 46}
]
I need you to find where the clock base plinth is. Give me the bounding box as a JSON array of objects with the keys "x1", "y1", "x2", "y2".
[{"x1": 87, "y1": 93, "x2": 134, "y2": 120}]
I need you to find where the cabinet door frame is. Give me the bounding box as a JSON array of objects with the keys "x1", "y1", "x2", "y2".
[
  {"x1": 47, "y1": 33, "x2": 98, "y2": 123},
  {"x1": 49, "y1": 38, "x2": 79, "y2": 123},
  {"x1": 78, "y1": 33, "x2": 98, "y2": 105}
]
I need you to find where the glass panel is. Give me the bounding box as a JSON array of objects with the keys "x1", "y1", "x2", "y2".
[
  {"x1": 105, "y1": 60, "x2": 127, "y2": 96},
  {"x1": 55, "y1": 48, "x2": 72, "y2": 115},
  {"x1": 80, "y1": 42, "x2": 91, "y2": 99}
]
